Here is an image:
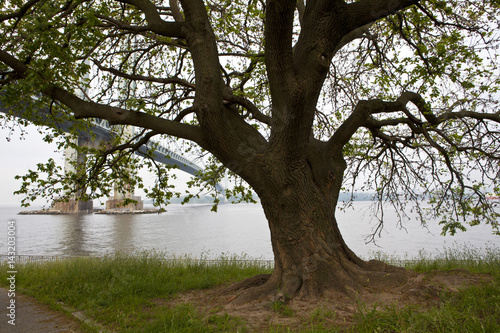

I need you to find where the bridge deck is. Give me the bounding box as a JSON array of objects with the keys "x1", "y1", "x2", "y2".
[{"x1": 0, "y1": 96, "x2": 203, "y2": 176}]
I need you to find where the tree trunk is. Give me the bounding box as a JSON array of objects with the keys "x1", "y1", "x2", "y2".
[
  {"x1": 261, "y1": 192, "x2": 364, "y2": 299},
  {"x1": 229, "y1": 150, "x2": 409, "y2": 303}
]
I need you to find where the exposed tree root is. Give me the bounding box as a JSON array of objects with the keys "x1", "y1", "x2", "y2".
[
  {"x1": 224, "y1": 260, "x2": 413, "y2": 305},
  {"x1": 223, "y1": 274, "x2": 275, "y2": 305}
]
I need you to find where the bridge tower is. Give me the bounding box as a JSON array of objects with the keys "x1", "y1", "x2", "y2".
[
  {"x1": 49, "y1": 136, "x2": 93, "y2": 213},
  {"x1": 49, "y1": 61, "x2": 93, "y2": 214},
  {"x1": 105, "y1": 125, "x2": 144, "y2": 211}
]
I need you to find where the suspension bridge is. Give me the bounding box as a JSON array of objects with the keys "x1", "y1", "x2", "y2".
[{"x1": 0, "y1": 94, "x2": 221, "y2": 213}]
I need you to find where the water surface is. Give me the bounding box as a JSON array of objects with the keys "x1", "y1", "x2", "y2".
[{"x1": 0, "y1": 202, "x2": 497, "y2": 259}]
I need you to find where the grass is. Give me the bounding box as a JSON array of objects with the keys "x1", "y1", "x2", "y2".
[
  {"x1": 370, "y1": 242, "x2": 500, "y2": 274},
  {"x1": 351, "y1": 242, "x2": 500, "y2": 333},
  {"x1": 350, "y1": 278, "x2": 500, "y2": 332},
  {"x1": 0, "y1": 251, "x2": 271, "y2": 332},
  {"x1": 1, "y1": 245, "x2": 499, "y2": 332}
]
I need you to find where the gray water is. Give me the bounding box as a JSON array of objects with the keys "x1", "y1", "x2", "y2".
[{"x1": 0, "y1": 202, "x2": 498, "y2": 259}]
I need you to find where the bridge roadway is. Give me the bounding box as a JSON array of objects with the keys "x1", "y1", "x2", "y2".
[{"x1": 0, "y1": 95, "x2": 203, "y2": 176}]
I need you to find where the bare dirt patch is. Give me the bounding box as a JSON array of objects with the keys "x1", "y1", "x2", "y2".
[{"x1": 161, "y1": 269, "x2": 494, "y2": 332}]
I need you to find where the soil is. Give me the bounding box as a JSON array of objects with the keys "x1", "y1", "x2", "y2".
[{"x1": 163, "y1": 269, "x2": 494, "y2": 332}]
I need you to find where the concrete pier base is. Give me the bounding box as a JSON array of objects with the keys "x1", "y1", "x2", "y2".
[
  {"x1": 50, "y1": 199, "x2": 93, "y2": 214},
  {"x1": 105, "y1": 196, "x2": 143, "y2": 211}
]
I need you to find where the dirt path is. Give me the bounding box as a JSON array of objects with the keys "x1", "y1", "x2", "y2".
[{"x1": 0, "y1": 287, "x2": 84, "y2": 333}]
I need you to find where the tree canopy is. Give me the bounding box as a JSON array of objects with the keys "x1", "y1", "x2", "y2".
[{"x1": 1, "y1": 0, "x2": 499, "y2": 299}]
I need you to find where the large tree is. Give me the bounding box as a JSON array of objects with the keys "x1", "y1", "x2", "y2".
[{"x1": 1, "y1": 0, "x2": 499, "y2": 300}]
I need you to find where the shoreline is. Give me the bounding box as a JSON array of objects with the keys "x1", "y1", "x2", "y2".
[{"x1": 18, "y1": 208, "x2": 164, "y2": 215}]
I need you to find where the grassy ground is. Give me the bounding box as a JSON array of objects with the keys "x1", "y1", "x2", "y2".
[
  {"x1": 1, "y1": 245, "x2": 499, "y2": 332},
  {"x1": 1, "y1": 251, "x2": 271, "y2": 332},
  {"x1": 350, "y1": 244, "x2": 500, "y2": 333}
]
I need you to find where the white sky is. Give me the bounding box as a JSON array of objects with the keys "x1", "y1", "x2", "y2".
[{"x1": 0, "y1": 123, "x2": 58, "y2": 206}]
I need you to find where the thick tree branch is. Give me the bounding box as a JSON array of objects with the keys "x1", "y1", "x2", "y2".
[
  {"x1": 115, "y1": 0, "x2": 186, "y2": 38},
  {"x1": 329, "y1": 90, "x2": 500, "y2": 157},
  {"x1": 394, "y1": 91, "x2": 437, "y2": 124},
  {"x1": 438, "y1": 110, "x2": 500, "y2": 124},
  {"x1": 281, "y1": 0, "x2": 418, "y2": 157},
  {"x1": 296, "y1": 0, "x2": 305, "y2": 27},
  {"x1": 364, "y1": 111, "x2": 500, "y2": 158},
  {"x1": 95, "y1": 14, "x2": 153, "y2": 34},
  {"x1": 348, "y1": 0, "x2": 420, "y2": 29},
  {"x1": 0, "y1": 49, "x2": 29, "y2": 75},
  {"x1": 380, "y1": 92, "x2": 500, "y2": 125},
  {"x1": 223, "y1": 93, "x2": 272, "y2": 125},
  {"x1": 333, "y1": 23, "x2": 373, "y2": 57},
  {"x1": 174, "y1": 107, "x2": 195, "y2": 122},
  {"x1": 179, "y1": 0, "x2": 224, "y2": 113},
  {"x1": 169, "y1": 0, "x2": 184, "y2": 22},
  {"x1": 264, "y1": 0, "x2": 297, "y2": 110},
  {"x1": 329, "y1": 98, "x2": 404, "y2": 152},
  {"x1": 167, "y1": 0, "x2": 269, "y2": 180},
  {"x1": 49, "y1": 86, "x2": 204, "y2": 144},
  {"x1": 265, "y1": 0, "x2": 314, "y2": 157},
  {"x1": 0, "y1": 0, "x2": 41, "y2": 23}
]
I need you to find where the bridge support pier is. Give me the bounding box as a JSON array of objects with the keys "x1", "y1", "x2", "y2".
[
  {"x1": 50, "y1": 199, "x2": 93, "y2": 214},
  {"x1": 104, "y1": 125, "x2": 144, "y2": 211},
  {"x1": 49, "y1": 136, "x2": 93, "y2": 214},
  {"x1": 105, "y1": 185, "x2": 143, "y2": 211}
]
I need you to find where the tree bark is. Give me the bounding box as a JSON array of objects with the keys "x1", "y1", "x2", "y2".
[{"x1": 228, "y1": 143, "x2": 409, "y2": 302}]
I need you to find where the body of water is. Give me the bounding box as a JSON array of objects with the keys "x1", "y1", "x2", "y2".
[{"x1": 0, "y1": 202, "x2": 498, "y2": 260}]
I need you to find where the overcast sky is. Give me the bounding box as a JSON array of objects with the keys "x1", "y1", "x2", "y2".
[{"x1": 0, "y1": 123, "x2": 59, "y2": 206}]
